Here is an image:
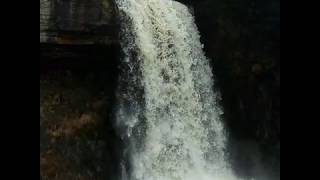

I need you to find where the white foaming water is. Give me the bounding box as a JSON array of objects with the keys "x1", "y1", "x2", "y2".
[{"x1": 115, "y1": 0, "x2": 238, "y2": 180}]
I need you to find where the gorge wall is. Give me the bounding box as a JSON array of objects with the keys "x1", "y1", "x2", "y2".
[
  {"x1": 40, "y1": 0, "x2": 117, "y2": 44},
  {"x1": 40, "y1": 1, "x2": 121, "y2": 180}
]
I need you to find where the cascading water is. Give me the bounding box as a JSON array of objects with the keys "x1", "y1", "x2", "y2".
[{"x1": 115, "y1": 0, "x2": 238, "y2": 179}]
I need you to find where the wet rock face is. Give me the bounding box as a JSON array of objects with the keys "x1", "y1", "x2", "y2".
[
  {"x1": 40, "y1": 0, "x2": 117, "y2": 44},
  {"x1": 40, "y1": 0, "x2": 121, "y2": 177},
  {"x1": 40, "y1": 44, "x2": 122, "y2": 180}
]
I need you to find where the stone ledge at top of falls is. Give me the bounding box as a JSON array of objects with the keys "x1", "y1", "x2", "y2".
[{"x1": 40, "y1": 0, "x2": 118, "y2": 45}]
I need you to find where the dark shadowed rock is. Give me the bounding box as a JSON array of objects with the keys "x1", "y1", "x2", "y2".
[{"x1": 40, "y1": 0, "x2": 117, "y2": 45}]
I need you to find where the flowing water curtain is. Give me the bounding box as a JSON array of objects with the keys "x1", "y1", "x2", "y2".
[{"x1": 115, "y1": 0, "x2": 238, "y2": 179}]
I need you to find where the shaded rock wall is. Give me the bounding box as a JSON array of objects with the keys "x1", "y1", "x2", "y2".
[
  {"x1": 40, "y1": 0, "x2": 121, "y2": 178},
  {"x1": 40, "y1": 0, "x2": 117, "y2": 45},
  {"x1": 40, "y1": 44, "x2": 121, "y2": 180}
]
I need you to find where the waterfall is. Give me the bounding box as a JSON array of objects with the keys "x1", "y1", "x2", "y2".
[{"x1": 115, "y1": 0, "x2": 237, "y2": 179}]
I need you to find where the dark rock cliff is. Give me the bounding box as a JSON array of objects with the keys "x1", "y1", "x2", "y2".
[
  {"x1": 40, "y1": 0, "x2": 117, "y2": 45},
  {"x1": 40, "y1": 1, "x2": 121, "y2": 179}
]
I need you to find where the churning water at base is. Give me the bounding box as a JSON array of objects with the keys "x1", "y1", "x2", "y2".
[{"x1": 115, "y1": 0, "x2": 237, "y2": 179}]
